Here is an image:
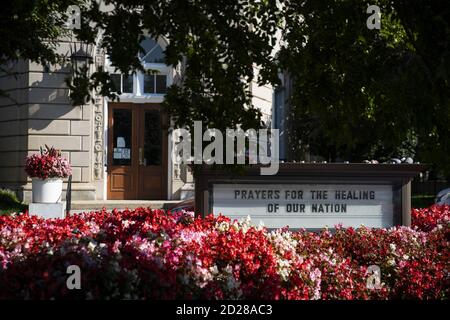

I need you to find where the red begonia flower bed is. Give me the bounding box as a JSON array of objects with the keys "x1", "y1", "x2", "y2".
[{"x1": 0, "y1": 205, "x2": 448, "y2": 299}]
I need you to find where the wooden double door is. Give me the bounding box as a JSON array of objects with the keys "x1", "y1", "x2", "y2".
[{"x1": 107, "y1": 103, "x2": 167, "y2": 200}]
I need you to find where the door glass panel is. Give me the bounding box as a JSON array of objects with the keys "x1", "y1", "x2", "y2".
[
  {"x1": 143, "y1": 110, "x2": 162, "y2": 166},
  {"x1": 112, "y1": 109, "x2": 132, "y2": 166}
]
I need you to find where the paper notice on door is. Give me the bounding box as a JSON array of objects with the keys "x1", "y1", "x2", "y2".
[
  {"x1": 117, "y1": 137, "x2": 126, "y2": 148},
  {"x1": 122, "y1": 148, "x2": 131, "y2": 159},
  {"x1": 113, "y1": 148, "x2": 122, "y2": 159},
  {"x1": 113, "y1": 148, "x2": 130, "y2": 159}
]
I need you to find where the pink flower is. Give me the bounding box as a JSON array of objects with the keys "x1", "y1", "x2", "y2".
[
  {"x1": 0, "y1": 205, "x2": 448, "y2": 299},
  {"x1": 25, "y1": 146, "x2": 72, "y2": 179}
]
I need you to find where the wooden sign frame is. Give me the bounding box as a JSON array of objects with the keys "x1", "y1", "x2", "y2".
[{"x1": 195, "y1": 163, "x2": 425, "y2": 228}]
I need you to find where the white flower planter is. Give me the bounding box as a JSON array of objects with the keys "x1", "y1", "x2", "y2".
[{"x1": 32, "y1": 178, "x2": 63, "y2": 203}]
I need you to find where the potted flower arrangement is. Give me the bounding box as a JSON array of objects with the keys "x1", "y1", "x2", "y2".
[{"x1": 25, "y1": 145, "x2": 72, "y2": 203}]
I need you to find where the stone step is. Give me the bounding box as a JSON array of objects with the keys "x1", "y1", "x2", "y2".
[{"x1": 69, "y1": 200, "x2": 180, "y2": 212}]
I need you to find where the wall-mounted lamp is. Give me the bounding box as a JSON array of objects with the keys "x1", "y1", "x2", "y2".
[
  {"x1": 67, "y1": 42, "x2": 94, "y2": 106},
  {"x1": 69, "y1": 42, "x2": 94, "y2": 76}
]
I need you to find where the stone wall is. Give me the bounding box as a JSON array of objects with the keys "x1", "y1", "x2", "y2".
[
  {"x1": 0, "y1": 60, "x2": 30, "y2": 197},
  {"x1": 0, "y1": 39, "x2": 101, "y2": 202},
  {"x1": 0, "y1": 38, "x2": 275, "y2": 202}
]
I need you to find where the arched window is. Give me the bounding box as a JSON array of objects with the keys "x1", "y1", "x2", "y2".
[
  {"x1": 107, "y1": 37, "x2": 169, "y2": 97},
  {"x1": 139, "y1": 38, "x2": 165, "y2": 63},
  {"x1": 140, "y1": 37, "x2": 167, "y2": 94}
]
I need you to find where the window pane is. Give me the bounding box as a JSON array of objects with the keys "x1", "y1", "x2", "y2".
[
  {"x1": 144, "y1": 45, "x2": 165, "y2": 63},
  {"x1": 139, "y1": 37, "x2": 165, "y2": 63},
  {"x1": 122, "y1": 74, "x2": 133, "y2": 93},
  {"x1": 144, "y1": 74, "x2": 155, "y2": 94},
  {"x1": 139, "y1": 38, "x2": 158, "y2": 58},
  {"x1": 155, "y1": 75, "x2": 167, "y2": 94},
  {"x1": 143, "y1": 110, "x2": 162, "y2": 166},
  {"x1": 112, "y1": 109, "x2": 132, "y2": 166},
  {"x1": 111, "y1": 74, "x2": 121, "y2": 93}
]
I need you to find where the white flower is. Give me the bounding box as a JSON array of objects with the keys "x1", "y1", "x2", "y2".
[
  {"x1": 87, "y1": 241, "x2": 97, "y2": 251},
  {"x1": 122, "y1": 220, "x2": 135, "y2": 228},
  {"x1": 310, "y1": 268, "x2": 322, "y2": 282},
  {"x1": 216, "y1": 221, "x2": 230, "y2": 232},
  {"x1": 209, "y1": 265, "x2": 219, "y2": 275},
  {"x1": 279, "y1": 268, "x2": 290, "y2": 281}
]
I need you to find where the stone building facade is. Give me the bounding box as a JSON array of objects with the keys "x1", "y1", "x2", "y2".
[{"x1": 0, "y1": 35, "x2": 277, "y2": 202}]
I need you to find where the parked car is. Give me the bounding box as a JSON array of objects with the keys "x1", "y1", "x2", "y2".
[
  {"x1": 435, "y1": 188, "x2": 450, "y2": 205},
  {"x1": 168, "y1": 199, "x2": 194, "y2": 213}
]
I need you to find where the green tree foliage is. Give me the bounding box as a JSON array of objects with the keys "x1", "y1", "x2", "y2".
[
  {"x1": 278, "y1": 0, "x2": 450, "y2": 173},
  {"x1": 0, "y1": 0, "x2": 82, "y2": 97},
  {"x1": 1, "y1": 0, "x2": 280, "y2": 132},
  {"x1": 73, "y1": 0, "x2": 280, "y2": 132},
  {"x1": 1, "y1": 1, "x2": 449, "y2": 173}
]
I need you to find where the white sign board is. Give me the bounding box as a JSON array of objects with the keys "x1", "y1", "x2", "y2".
[{"x1": 212, "y1": 183, "x2": 394, "y2": 229}]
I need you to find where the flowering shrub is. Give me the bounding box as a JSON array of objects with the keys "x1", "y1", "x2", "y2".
[
  {"x1": 25, "y1": 145, "x2": 72, "y2": 179},
  {"x1": 0, "y1": 205, "x2": 448, "y2": 299},
  {"x1": 412, "y1": 204, "x2": 450, "y2": 232}
]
